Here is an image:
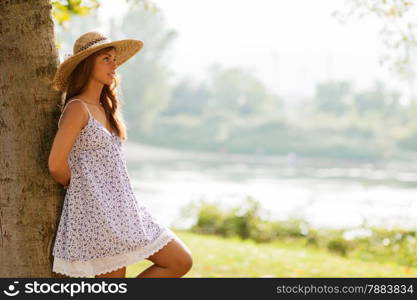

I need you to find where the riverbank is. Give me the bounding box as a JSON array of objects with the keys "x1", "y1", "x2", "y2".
[{"x1": 126, "y1": 229, "x2": 417, "y2": 277}]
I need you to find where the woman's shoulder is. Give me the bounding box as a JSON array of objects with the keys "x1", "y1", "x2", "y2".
[
  {"x1": 58, "y1": 99, "x2": 90, "y2": 129},
  {"x1": 67, "y1": 94, "x2": 85, "y2": 104}
]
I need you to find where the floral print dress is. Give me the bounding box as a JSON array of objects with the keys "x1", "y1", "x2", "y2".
[{"x1": 52, "y1": 99, "x2": 177, "y2": 277}]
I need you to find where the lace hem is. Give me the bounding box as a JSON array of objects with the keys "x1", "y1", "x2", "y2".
[{"x1": 52, "y1": 227, "x2": 177, "y2": 277}]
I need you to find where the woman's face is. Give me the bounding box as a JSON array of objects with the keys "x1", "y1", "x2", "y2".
[{"x1": 91, "y1": 48, "x2": 118, "y2": 86}]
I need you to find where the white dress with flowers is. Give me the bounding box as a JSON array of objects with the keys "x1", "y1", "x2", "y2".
[{"x1": 52, "y1": 99, "x2": 177, "y2": 277}]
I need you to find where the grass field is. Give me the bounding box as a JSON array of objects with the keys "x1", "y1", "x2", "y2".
[{"x1": 126, "y1": 229, "x2": 417, "y2": 278}]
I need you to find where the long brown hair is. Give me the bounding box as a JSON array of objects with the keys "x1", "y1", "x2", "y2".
[{"x1": 61, "y1": 46, "x2": 127, "y2": 141}]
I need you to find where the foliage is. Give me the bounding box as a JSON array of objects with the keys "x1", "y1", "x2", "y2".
[
  {"x1": 161, "y1": 79, "x2": 210, "y2": 116},
  {"x1": 51, "y1": 0, "x2": 157, "y2": 52},
  {"x1": 204, "y1": 65, "x2": 282, "y2": 116},
  {"x1": 52, "y1": 0, "x2": 100, "y2": 28},
  {"x1": 333, "y1": 0, "x2": 417, "y2": 80},
  {"x1": 52, "y1": 0, "x2": 157, "y2": 28},
  {"x1": 162, "y1": 66, "x2": 283, "y2": 118}
]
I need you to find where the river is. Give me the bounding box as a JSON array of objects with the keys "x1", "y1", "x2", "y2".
[{"x1": 123, "y1": 141, "x2": 417, "y2": 231}]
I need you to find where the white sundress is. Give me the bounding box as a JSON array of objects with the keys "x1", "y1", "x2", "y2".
[{"x1": 52, "y1": 98, "x2": 177, "y2": 277}]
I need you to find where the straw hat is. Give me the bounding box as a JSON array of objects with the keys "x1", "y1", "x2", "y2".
[{"x1": 52, "y1": 31, "x2": 144, "y2": 92}]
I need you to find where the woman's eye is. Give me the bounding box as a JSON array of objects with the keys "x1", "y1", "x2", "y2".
[{"x1": 104, "y1": 57, "x2": 116, "y2": 62}]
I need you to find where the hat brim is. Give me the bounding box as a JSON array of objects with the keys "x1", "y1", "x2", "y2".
[{"x1": 52, "y1": 39, "x2": 143, "y2": 92}]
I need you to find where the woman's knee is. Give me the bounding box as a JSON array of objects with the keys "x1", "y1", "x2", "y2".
[
  {"x1": 146, "y1": 237, "x2": 193, "y2": 274},
  {"x1": 154, "y1": 247, "x2": 193, "y2": 274},
  {"x1": 172, "y1": 250, "x2": 193, "y2": 274}
]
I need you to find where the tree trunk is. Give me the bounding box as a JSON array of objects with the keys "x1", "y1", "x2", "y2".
[{"x1": 0, "y1": 0, "x2": 66, "y2": 277}]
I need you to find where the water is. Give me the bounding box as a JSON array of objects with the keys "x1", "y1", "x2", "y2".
[{"x1": 123, "y1": 141, "x2": 417, "y2": 231}]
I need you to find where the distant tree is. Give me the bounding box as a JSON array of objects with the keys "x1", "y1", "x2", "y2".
[
  {"x1": 115, "y1": 5, "x2": 177, "y2": 132},
  {"x1": 206, "y1": 65, "x2": 282, "y2": 116},
  {"x1": 313, "y1": 79, "x2": 403, "y2": 120},
  {"x1": 353, "y1": 80, "x2": 402, "y2": 118},
  {"x1": 313, "y1": 80, "x2": 353, "y2": 116},
  {"x1": 162, "y1": 79, "x2": 210, "y2": 116}
]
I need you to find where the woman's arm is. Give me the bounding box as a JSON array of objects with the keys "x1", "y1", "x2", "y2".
[
  {"x1": 51, "y1": 161, "x2": 71, "y2": 187},
  {"x1": 48, "y1": 101, "x2": 89, "y2": 188}
]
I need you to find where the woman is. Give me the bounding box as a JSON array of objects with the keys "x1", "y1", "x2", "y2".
[{"x1": 48, "y1": 31, "x2": 193, "y2": 278}]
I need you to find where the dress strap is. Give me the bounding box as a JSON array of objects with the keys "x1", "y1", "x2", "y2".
[{"x1": 57, "y1": 99, "x2": 91, "y2": 128}]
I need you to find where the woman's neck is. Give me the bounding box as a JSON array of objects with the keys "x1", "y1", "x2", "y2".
[{"x1": 79, "y1": 79, "x2": 104, "y2": 106}]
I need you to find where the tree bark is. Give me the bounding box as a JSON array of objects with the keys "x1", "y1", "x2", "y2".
[{"x1": 0, "y1": 0, "x2": 66, "y2": 277}]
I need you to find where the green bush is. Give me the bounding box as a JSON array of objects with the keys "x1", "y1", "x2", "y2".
[
  {"x1": 189, "y1": 196, "x2": 417, "y2": 268},
  {"x1": 327, "y1": 237, "x2": 352, "y2": 256},
  {"x1": 191, "y1": 201, "x2": 225, "y2": 235},
  {"x1": 248, "y1": 220, "x2": 278, "y2": 243}
]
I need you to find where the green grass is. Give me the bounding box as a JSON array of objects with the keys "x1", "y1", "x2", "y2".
[{"x1": 126, "y1": 229, "x2": 417, "y2": 278}]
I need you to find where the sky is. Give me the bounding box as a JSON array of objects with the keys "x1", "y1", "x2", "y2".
[{"x1": 97, "y1": 0, "x2": 414, "y2": 102}]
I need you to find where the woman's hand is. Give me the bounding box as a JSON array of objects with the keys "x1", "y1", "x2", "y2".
[{"x1": 63, "y1": 178, "x2": 70, "y2": 189}]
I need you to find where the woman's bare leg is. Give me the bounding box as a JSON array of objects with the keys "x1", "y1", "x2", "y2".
[
  {"x1": 136, "y1": 237, "x2": 193, "y2": 278},
  {"x1": 95, "y1": 266, "x2": 126, "y2": 278}
]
